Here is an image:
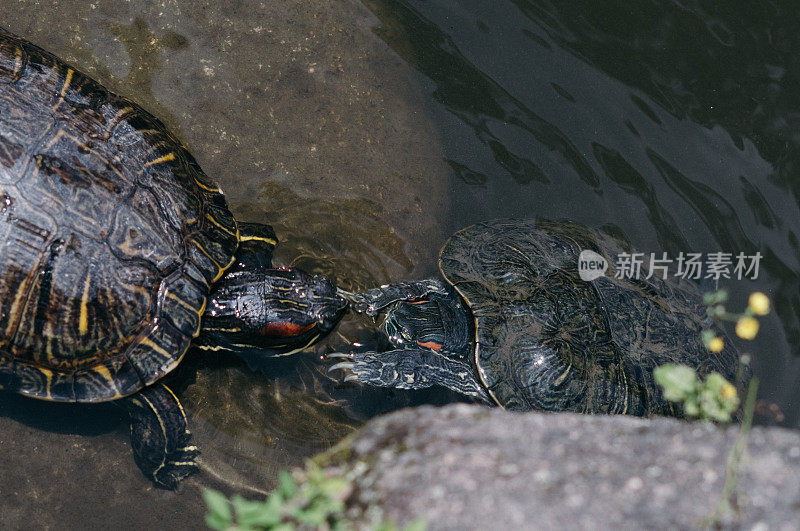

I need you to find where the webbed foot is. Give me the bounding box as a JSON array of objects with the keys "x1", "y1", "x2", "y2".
[
  {"x1": 326, "y1": 349, "x2": 492, "y2": 403},
  {"x1": 126, "y1": 384, "x2": 198, "y2": 489}
]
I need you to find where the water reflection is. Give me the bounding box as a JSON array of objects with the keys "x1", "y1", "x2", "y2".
[
  {"x1": 363, "y1": 0, "x2": 800, "y2": 426},
  {"x1": 235, "y1": 181, "x2": 417, "y2": 289}
]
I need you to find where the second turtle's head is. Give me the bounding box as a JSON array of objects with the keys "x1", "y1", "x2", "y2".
[
  {"x1": 200, "y1": 267, "x2": 348, "y2": 356},
  {"x1": 379, "y1": 293, "x2": 471, "y2": 355}
]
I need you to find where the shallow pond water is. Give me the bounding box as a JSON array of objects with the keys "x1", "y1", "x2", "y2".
[{"x1": 1, "y1": 0, "x2": 798, "y2": 528}]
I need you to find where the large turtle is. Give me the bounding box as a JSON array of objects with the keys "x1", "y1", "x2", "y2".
[
  {"x1": 0, "y1": 27, "x2": 347, "y2": 488},
  {"x1": 330, "y1": 219, "x2": 742, "y2": 416}
]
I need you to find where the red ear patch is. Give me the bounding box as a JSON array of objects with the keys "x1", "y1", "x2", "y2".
[
  {"x1": 260, "y1": 321, "x2": 315, "y2": 337},
  {"x1": 417, "y1": 340, "x2": 443, "y2": 351}
]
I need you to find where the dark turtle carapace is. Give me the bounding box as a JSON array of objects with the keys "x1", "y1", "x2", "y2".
[
  {"x1": 331, "y1": 219, "x2": 742, "y2": 417},
  {"x1": 0, "y1": 28, "x2": 347, "y2": 488}
]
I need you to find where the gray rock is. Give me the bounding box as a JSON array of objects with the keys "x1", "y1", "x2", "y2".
[{"x1": 314, "y1": 404, "x2": 800, "y2": 530}]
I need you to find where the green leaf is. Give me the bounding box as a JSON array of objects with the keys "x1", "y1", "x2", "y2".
[
  {"x1": 403, "y1": 519, "x2": 429, "y2": 531},
  {"x1": 699, "y1": 388, "x2": 731, "y2": 423},
  {"x1": 702, "y1": 290, "x2": 728, "y2": 305},
  {"x1": 203, "y1": 465, "x2": 355, "y2": 530},
  {"x1": 232, "y1": 494, "x2": 283, "y2": 528},
  {"x1": 704, "y1": 372, "x2": 729, "y2": 395},
  {"x1": 296, "y1": 504, "x2": 330, "y2": 526},
  {"x1": 203, "y1": 489, "x2": 233, "y2": 529},
  {"x1": 684, "y1": 400, "x2": 701, "y2": 418},
  {"x1": 318, "y1": 476, "x2": 349, "y2": 498},
  {"x1": 654, "y1": 364, "x2": 699, "y2": 402},
  {"x1": 205, "y1": 513, "x2": 232, "y2": 531},
  {"x1": 277, "y1": 469, "x2": 298, "y2": 499},
  {"x1": 702, "y1": 372, "x2": 739, "y2": 423}
]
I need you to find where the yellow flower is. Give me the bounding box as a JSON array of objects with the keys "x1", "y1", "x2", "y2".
[
  {"x1": 721, "y1": 382, "x2": 738, "y2": 402},
  {"x1": 748, "y1": 292, "x2": 770, "y2": 316},
  {"x1": 735, "y1": 316, "x2": 760, "y2": 340},
  {"x1": 707, "y1": 336, "x2": 724, "y2": 352}
]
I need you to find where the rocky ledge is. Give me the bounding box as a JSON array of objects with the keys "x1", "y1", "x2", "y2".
[{"x1": 312, "y1": 404, "x2": 799, "y2": 529}]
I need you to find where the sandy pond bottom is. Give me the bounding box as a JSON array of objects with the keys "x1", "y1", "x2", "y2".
[{"x1": 0, "y1": 393, "x2": 207, "y2": 528}]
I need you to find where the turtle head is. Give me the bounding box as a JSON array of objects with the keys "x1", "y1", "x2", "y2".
[
  {"x1": 199, "y1": 267, "x2": 348, "y2": 356},
  {"x1": 380, "y1": 294, "x2": 470, "y2": 354}
]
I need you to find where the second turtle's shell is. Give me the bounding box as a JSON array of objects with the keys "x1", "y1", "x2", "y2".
[{"x1": 439, "y1": 219, "x2": 739, "y2": 414}]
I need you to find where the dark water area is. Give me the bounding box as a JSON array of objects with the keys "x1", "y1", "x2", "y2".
[
  {"x1": 1, "y1": 0, "x2": 799, "y2": 528},
  {"x1": 364, "y1": 0, "x2": 799, "y2": 424}
]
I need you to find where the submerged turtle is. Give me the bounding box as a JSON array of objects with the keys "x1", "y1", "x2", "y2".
[
  {"x1": 330, "y1": 219, "x2": 742, "y2": 416},
  {"x1": 0, "y1": 28, "x2": 347, "y2": 488}
]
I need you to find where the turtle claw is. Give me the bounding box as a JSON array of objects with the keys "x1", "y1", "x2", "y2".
[
  {"x1": 325, "y1": 352, "x2": 353, "y2": 360},
  {"x1": 327, "y1": 361, "x2": 355, "y2": 373},
  {"x1": 327, "y1": 356, "x2": 361, "y2": 385}
]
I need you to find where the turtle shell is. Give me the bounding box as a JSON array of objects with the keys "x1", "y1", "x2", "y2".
[
  {"x1": 438, "y1": 219, "x2": 739, "y2": 414},
  {"x1": 0, "y1": 28, "x2": 240, "y2": 402}
]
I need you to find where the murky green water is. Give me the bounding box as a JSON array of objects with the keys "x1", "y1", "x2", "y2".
[{"x1": 1, "y1": 0, "x2": 798, "y2": 528}]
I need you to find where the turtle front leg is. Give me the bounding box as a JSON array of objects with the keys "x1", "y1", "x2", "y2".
[
  {"x1": 328, "y1": 348, "x2": 493, "y2": 404},
  {"x1": 125, "y1": 384, "x2": 199, "y2": 489},
  {"x1": 339, "y1": 279, "x2": 449, "y2": 317}
]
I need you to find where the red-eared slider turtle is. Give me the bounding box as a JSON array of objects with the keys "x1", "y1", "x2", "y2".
[
  {"x1": 330, "y1": 219, "x2": 742, "y2": 416},
  {"x1": 0, "y1": 28, "x2": 347, "y2": 488}
]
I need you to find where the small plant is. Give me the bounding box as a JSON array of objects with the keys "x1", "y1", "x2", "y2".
[
  {"x1": 653, "y1": 364, "x2": 740, "y2": 422},
  {"x1": 204, "y1": 465, "x2": 350, "y2": 530},
  {"x1": 655, "y1": 290, "x2": 769, "y2": 422},
  {"x1": 701, "y1": 377, "x2": 759, "y2": 527},
  {"x1": 204, "y1": 464, "x2": 426, "y2": 531},
  {"x1": 700, "y1": 290, "x2": 770, "y2": 351},
  {"x1": 656, "y1": 289, "x2": 770, "y2": 526}
]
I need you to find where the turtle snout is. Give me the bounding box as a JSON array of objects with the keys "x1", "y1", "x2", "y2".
[{"x1": 310, "y1": 275, "x2": 349, "y2": 331}]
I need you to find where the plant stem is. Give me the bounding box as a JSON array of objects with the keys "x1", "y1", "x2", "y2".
[{"x1": 701, "y1": 377, "x2": 759, "y2": 527}]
